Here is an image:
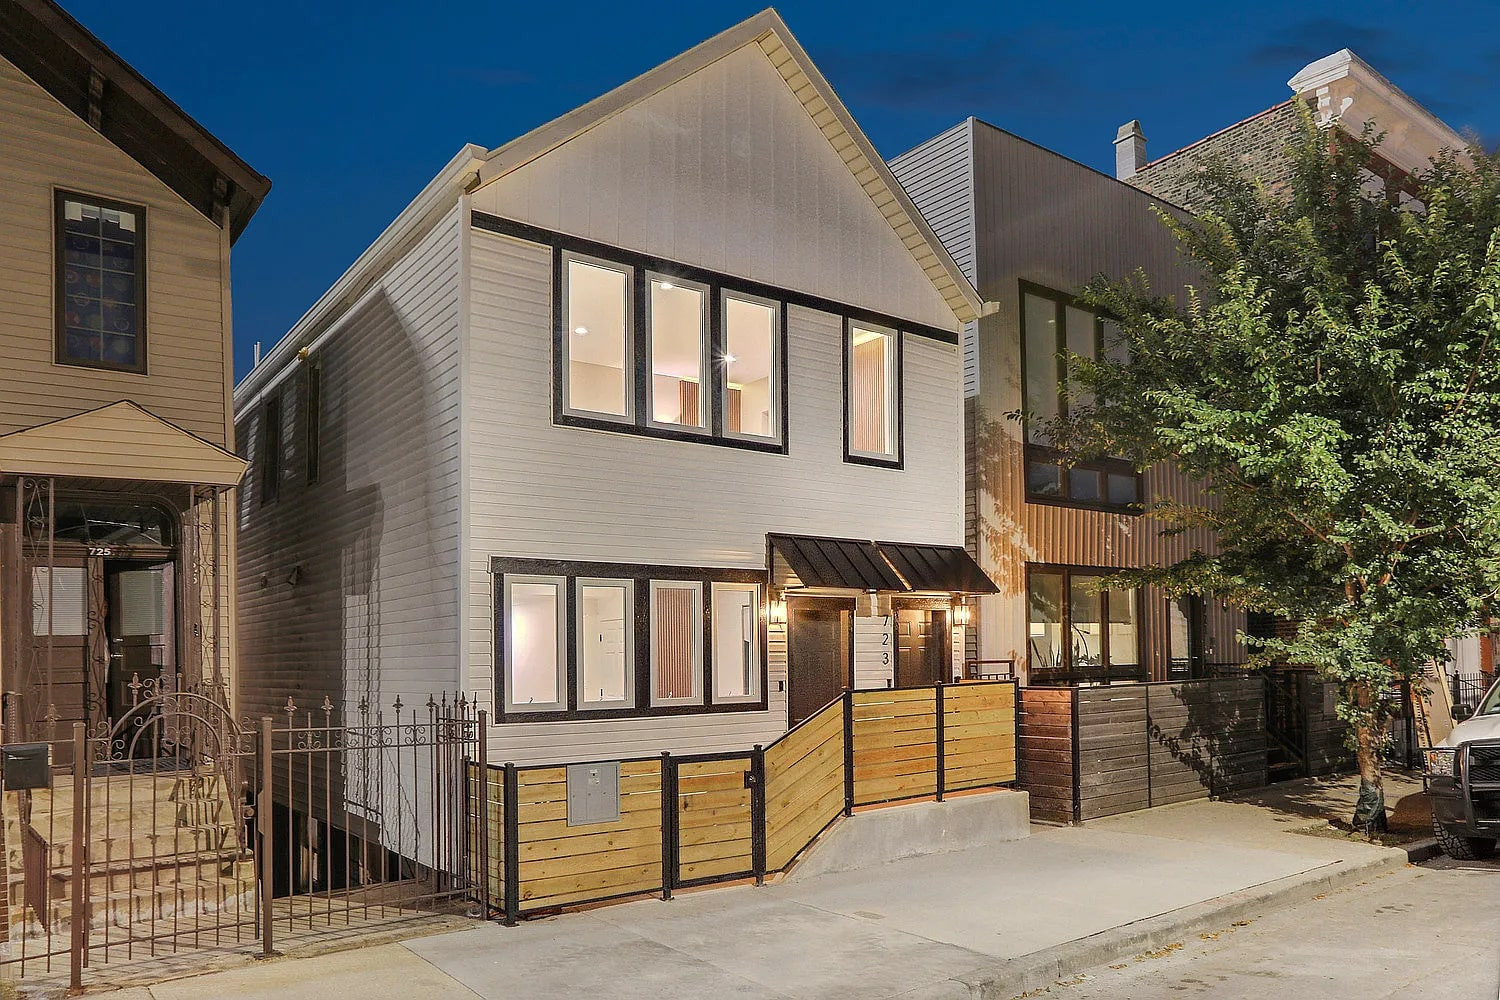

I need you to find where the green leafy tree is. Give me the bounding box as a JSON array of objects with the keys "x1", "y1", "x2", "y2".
[{"x1": 1055, "y1": 111, "x2": 1500, "y2": 832}]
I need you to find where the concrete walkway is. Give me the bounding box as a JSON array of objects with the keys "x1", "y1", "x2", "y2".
[{"x1": 105, "y1": 780, "x2": 1417, "y2": 1000}]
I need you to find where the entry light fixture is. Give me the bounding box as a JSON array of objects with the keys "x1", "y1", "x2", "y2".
[
  {"x1": 768, "y1": 591, "x2": 787, "y2": 627},
  {"x1": 952, "y1": 597, "x2": 972, "y2": 627}
]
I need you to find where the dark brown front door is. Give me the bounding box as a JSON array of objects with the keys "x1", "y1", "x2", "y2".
[
  {"x1": 787, "y1": 598, "x2": 852, "y2": 726},
  {"x1": 895, "y1": 606, "x2": 950, "y2": 688}
]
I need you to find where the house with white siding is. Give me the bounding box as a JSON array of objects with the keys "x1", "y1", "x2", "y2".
[{"x1": 233, "y1": 9, "x2": 995, "y2": 767}]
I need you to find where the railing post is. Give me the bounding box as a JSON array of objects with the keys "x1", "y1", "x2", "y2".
[
  {"x1": 842, "y1": 689, "x2": 855, "y2": 816},
  {"x1": 750, "y1": 746, "x2": 766, "y2": 887},
  {"x1": 69, "y1": 722, "x2": 86, "y2": 993},
  {"x1": 660, "y1": 752, "x2": 675, "y2": 901},
  {"x1": 476, "y1": 710, "x2": 490, "y2": 918},
  {"x1": 502, "y1": 763, "x2": 520, "y2": 926},
  {"x1": 258, "y1": 716, "x2": 276, "y2": 957},
  {"x1": 934, "y1": 682, "x2": 945, "y2": 803},
  {"x1": 1145, "y1": 682, "x2": 1154, "y2": 809}
]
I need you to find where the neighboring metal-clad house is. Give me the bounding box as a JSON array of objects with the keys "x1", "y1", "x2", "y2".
[
  {"x1": 891, "y1": 118, "x2": 1248, "y2": 685},
  {"x1": 233, "y1": 9, "x2": 995, "y2": 771}
]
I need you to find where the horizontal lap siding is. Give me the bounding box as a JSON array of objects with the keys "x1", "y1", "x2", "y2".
[
  {"x1": 1076, "y1": 688, "x2": 1150, "y2": 821},
  {"x1": 676, "y1": 756, "x2": 755, "y2": 882},
  {"x1": 466, "y1": 231, "x2": 963, "y2": 764},
  {"x1": 0, "y1": 55, "x2": 229, "y2": 444}
]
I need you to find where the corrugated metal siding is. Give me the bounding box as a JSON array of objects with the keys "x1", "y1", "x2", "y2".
[
  {"x1": 465, "y1": 229, "x2": 963, "y2": 763},
  {"x1": 235, "y1": 206, "x2": 464, "y2": 724},
  {"x1": 889, "y1": 119, "x2": 978, "y2": 397},
  {"x1": 962, "y1": 122, "x2": 1244, "y2": 678},
  {"x1": 469, "y1": 43, "x2": 957, "y2": 334},
  {"x1": 0, "y1": 54, "x2": 230, "y2": 445}
]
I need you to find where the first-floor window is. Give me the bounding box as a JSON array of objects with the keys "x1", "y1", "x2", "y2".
[
  {"x1": 711, "y1": 583, "x2": 761, "y2": 703},
  {"x1": 650, "y1": 581, "x2": 703, "y2": 705},
  {"x1": 1027, "y1": 566, "x2": 1141, "y2": 683},
  {"x1": 577, "y1": 578, "x2": 635, "y2": 709},
  {"x1": 503, "y1": 575, "x2": 567, "y2": 712}
]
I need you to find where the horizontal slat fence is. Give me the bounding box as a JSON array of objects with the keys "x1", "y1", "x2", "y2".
[
  {"x1": 469, "y1": 680, "x2": 1019, "y2": 919},
  {"x1": 1017, "y1": 676, "x2": 1268, "y2": 824}
]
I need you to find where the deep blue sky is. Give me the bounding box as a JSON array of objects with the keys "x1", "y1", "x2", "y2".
[{"x1": 59, "y1": 1, "x2": 1500, "y2": 382}]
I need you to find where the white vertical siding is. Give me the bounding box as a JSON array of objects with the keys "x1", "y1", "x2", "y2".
[
  {"x1": 465, "y1": 229, "x2": 963, "y2": 763},
  {"x1": 853, "y1": 614, "x2": 894, "y2": 689},
  {"x1": 236, "y1": 206, "x2": 465, "y2": 723}
]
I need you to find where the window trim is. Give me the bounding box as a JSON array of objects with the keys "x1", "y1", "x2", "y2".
[
  {"x1": 649, "y1": 580, "x2": 705, "y2": 707},
  {"x1": 304, "y1": 355, "x2": 322, "y2": 485},
  {"x1": 1024, "y1": 563, "x2": 1146, "y2": 686},
  {"x1": 1018, "y1": 282, "x2": 1142, "y2": 513},
  {"x1": 500, "y1": 574, "x2": 569, "y2": 714},
  {"x1": 558, "y1": 250, "x2": 637, "y2": 424},
  {"x1": 54, "y1": 189, "x2": 148, "y2": 375},
  {"x1": 259, "y1": 394, "x2": 282, "y2": 506},
  {"x1": 710, "y1": 581, "x2": 763, "y2": 705},
  {"x1": 842, "y1": 318, "x2": 904, "y2": 469},
  {"x1": 575, "y1": 577, "x2": 637, "y2": 711},
  {"x1": 719, "y1": 289, "x2": 784, "y2": 446},
  {"x1": 645, "y1": 271, "x2": 712, "y2": 435}
]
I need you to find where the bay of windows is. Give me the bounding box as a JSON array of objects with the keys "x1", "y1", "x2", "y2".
[{"x1": 1027, "y1": 566, "x2": 1142, "y2": 684}]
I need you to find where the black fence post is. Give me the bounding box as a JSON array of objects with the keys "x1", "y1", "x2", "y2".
[
  {"x1": 934, "y1": 682, "x2": 945, "y2": 803},
  {"x1": 1070, "y1": 688, "x2": 1082, "y2": 826},
  {"x1": 1145, "y1": 682, "x2": 1154, "y2": 809},
  {"x1": 661, "y1": 752, "x2": 676, "y2": 900},
  {"x1": 476, "y1": 710, "x2": 490, "y2": 918},
  {"x1": 502, "y1": 763, "x2": 520, "y2": 926},
  {"x1": 843, "y1": 688, "x2": 855, "y2": 816},
  {"x1": 750, "y1": 745, "x2": 766, "y2": 887}
]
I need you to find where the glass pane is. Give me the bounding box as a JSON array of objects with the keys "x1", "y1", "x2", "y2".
[
  {"x1": 1108, "y1": 589, "x2": 1140, "y2": 668},
  {"x1": 509, "y1": 582, "x2": 561, "y2": 706},
  {"x1": 580, "y1": 582, "x2": 631, "y2": 707},
  {"x1": 1070, "y1": 468, "x2": 1103, "y2": 502},
  {"x1": 1028, "y1": 572, "x2": 1064, "y2": 674},
  {"x1": 1102, "y1": 319, "x2": 1129, "y2": 366},
  {"x1": 1027, "y1": 460, "x2": 1063, "y2": 497},
  {"x1": 650, "y1": 277, "x2": 706, "y2": 427},
  {"x1": 1023, "y1": 294, "x2": 1059, "y2": 443},
  {"x1": 32, "y1": 567, "x2": 86, "y2": 637},
  {"x1": 1107, "y1": 473, "x2": 1138, "y2": 506},
  {"x1": 61, "y1": 198, "x2": 140, "y2": 368},
  {"x1": 724, "y1": 295, "x2": 778, "y2": 440},
  {"x1": 53, "y1": 502, "x2": 172, "y2": 545},
  {"x1": 848, "y1": 325, "x2": 896, "y2": 457},
  {"x1": 1070, "y1": 577, "x2": 1103, "y2": 673},
  {"x1": 1168, "y1": 598, "x2": 1191, "y2": 679},
  {"x1": 1065, "y1": 306, "x2": 1096, "y2": 412},
  {"x1": 712, "y1": 585, "x2": 759, "y2": 700},
  {"x1": 652, "y1": 583, "x2": 702, "y2": 702},
  {"x1": 566, "y1": 259, "x2": 630, "y2": 417}
]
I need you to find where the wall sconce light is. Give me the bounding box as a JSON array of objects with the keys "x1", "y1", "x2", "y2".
[
  {"x1": 952, "y1": 597, "x2": 972, "y2": 627},
  {"x1": 768, "y1": 591, "x2": 788, "y2": 627},
  {"x1": 286, "y1": 565, "x2": 302, "y2": 587}
]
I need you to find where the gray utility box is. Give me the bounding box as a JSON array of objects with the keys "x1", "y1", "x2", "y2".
[
  {"x1": 566, "y1": 761, "x2": 621, "y2": 826},
  {"x1": 2, "y1": 743, "x2": 51, "y2": 791}
]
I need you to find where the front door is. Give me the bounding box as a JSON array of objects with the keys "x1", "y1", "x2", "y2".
[
  {"x1": 104, "y1": 559, "x2": 175, "y2": 724},
  {"x1": 787, "y1": 598, "x2": 852, "y2": 726},
  {"x1": 895, "y1": 605, "x2": 950, "y2": 688},
  {"x1": 1168, "y1": 596, "x2": 1205, "y2": 680}
]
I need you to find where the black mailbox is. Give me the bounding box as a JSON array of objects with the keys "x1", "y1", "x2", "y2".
[{"x1": 2, "y1": 743, "x2": 51, "y2": 791}]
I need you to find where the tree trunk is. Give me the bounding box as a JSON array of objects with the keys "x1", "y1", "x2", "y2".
[{"x1": 1351, "y1": 681, "x2": 1387, "y2": 836}]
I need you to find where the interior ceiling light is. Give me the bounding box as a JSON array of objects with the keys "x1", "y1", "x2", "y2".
[
  {"x1": 723, "y1": 353, "x2": 738, "y2": 363},
  {"x1": 659, "y1": 280, "x2": 675, "y2": 290},
  {"x1": 574, "y1": 326, "x2": 588, "y2": 336}
]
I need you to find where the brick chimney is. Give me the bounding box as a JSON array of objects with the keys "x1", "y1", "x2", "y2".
[{"x1": 1114, "y1": 120, "x2": 1147, "y2": 180}]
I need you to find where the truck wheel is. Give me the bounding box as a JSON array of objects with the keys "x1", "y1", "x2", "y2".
[{"x1": 1433, "y1": 816, "x2": 1496, "y2": 860}]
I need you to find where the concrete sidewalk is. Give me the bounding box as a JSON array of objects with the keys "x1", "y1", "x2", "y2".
[{"x1": 108, "y1": 781, "x2": 1416, "y2": 1000}]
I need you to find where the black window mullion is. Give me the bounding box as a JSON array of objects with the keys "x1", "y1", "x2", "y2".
[
  {"x1": 709, "y1": 287, "x2": 725, "y2": 438},
  {"x1": 565, "y1": 578, "x2": 579, "y2": 712},
  {"x1": 633, "y1": 270, "x2": 649, "y2": 429},
  {"x1": 1099, "y1": 586, "x2": 1111, "y2": 671},
  {"x1": 1060, "y1": 569, "x2": 1071, "y2": 675}
]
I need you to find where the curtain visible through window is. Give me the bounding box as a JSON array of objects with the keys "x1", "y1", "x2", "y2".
[{"x1": 850, "y1": 328, "x2": 892, "y2": 456}]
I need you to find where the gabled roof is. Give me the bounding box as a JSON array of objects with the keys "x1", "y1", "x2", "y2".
[
  {"x1": 0, "y1": 0, "x2": 270, "y2": 241},
  {"x1": 0, "y1": 401, "x2": 247, "y2": 487},
  {"x1": 474, "y1": 8, "x2": 983, "y2": 325}
]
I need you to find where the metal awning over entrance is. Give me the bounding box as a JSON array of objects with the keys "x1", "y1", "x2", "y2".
[{"x1": 768, "y1": 533, "x2": 997, "y2": 594}]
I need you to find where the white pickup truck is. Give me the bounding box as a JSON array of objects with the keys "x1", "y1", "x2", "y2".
[{"x1": 1426, "y1": 675, "x2": 1500, "y2": 860}]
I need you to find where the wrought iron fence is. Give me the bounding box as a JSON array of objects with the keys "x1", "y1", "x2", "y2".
[{"x1": 1451, "y1": 671, "x2": 1490, "y2": 714}]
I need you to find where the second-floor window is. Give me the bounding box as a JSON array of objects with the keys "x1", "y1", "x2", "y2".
[
  {"x1": 844, "y1": 321, "x2": 901, "y2": 465},
  {"x1": 1021, "y1": 285, "x2": 1139, "y2": 511},
  {"x1": 56, "y1": 192, "x2": 146, "y2": 374}
]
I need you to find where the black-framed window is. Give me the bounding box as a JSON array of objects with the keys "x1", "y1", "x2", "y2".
[
  {"x1": 1027, "y1": 565, "x2": 1144, "y2": 685},
  {"x1": 305, "y1": 355, "x2": 323, "y2": 485},
  {"x1": 260, "y1": 394, "x2": 282, "y2": 506},
  {"x1": 843, "y1": 320, "x2": 903, "y2": 467},
  {"x1": 494, "y1": 557, "x2": 768, "y2": 722},
  {"x1": 1020, "y1": 284, "x2": 1139, "y2": 511},
  {"x1": 55, "y1": 191, "x2": 146, "y2": 373}
]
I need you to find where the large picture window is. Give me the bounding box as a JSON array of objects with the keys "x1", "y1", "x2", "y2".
[
  {"x1": 1021, "y1": 286, "x2": 1139, "y2": 510},
  {"x1": 1027, "y1": 566, "x2": 1142, "y2": 684},
  {"x1": 562, "y1": 253, "x2": 634, "y2": 420},
  {"x1": 845, "y1": 322, "x2": 901, "y2": 465},
  {"x1": 56, "y1": 192, "x2": 146, "y2": 374},
  {"x1": 502, "y1": 575, "x2": 567, "y2": 713}
]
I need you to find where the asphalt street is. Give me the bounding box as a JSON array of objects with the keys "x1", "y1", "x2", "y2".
[{"x1": 1026, "y1": 856, "x2": 1500, "y2": 1000}]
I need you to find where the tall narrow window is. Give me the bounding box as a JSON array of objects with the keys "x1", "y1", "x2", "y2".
[
  {"x1": 650, "y1": 581, "x2": 703, "y2": 705},
  {"x1": 562, "y1": 254, "x2": 632, "y2": 419},
  {"x1": 260, "y1": 395, "x2": 282, "y2": 505},
  {"x1": 56, "y1": 192, "x2": 146, "y2": 373},
  {"x1": 711, "y1": 583, "x2": 760, "y2": 703},
  {"x1": 305, "y1": 357, "x2": 322, "y2": 485},
  {"x1": 577, "y1": 579, "x2": 634, "y2": 709},
  {"x1": 503, "y1": 575, "x2": 566, "y2": 712},
  {"x1": 647, "y1": 274, "x2": 708, "y2": 430},
  {"x1": 1028, "y1": 571, "x2": 1064, "y2": 674},
  {"x1": 846, "y1": 323, "x2": 899, "y2": 463},
  {"x1": 722, "y1": 293, "x2": 780, "y2": 442}
]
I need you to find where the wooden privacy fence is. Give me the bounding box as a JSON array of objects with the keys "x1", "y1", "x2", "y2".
[
  {"x1": 468, "y1": 680, "x2": 1018, "y2": 920},
  {"x1": 1018, "y1": 676, "x2": 1267, "y2": 824}
]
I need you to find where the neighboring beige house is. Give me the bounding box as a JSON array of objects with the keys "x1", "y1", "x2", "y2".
[{"x1": 0, "y1": 0, "x2": 269, "y2": 751}]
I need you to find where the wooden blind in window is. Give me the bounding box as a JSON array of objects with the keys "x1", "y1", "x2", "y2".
[
  {"x1": 851, "y1": 336, "x2": 886, "y2": 454},
  {"x1": 726, "y1": 387, "x2": 742, "y2": 434},
  {"x1": 654, "y1": 586, "x2": 697, "y2": 700},
  {"x1": 677, "y1": 380, "x2": 701, "y2": 428}
]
